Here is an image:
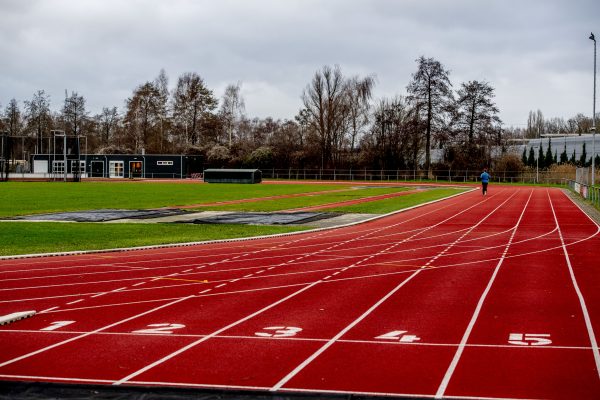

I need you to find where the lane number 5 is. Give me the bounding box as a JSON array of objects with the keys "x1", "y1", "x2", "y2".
[{"x1": 508, "y1": 333, "x2": 552, "y2": 346}]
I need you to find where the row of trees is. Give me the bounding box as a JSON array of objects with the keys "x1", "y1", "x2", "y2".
[
  {"x1": 506, "y1": 109, "x2": 596, "y2": 139},
  {"x1": 522, "y1": 141, "x2": 600, "y2": 169},
  {"x1": 0, "y1": 57, "x2": 520, "y2": 172}
]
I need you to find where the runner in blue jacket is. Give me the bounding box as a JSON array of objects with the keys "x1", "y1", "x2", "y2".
[{"x1": 480, "y1": 168, "x2": 490, "y2": 195}]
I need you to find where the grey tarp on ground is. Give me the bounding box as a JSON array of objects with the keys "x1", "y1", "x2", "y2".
[
  {"x1": 9, "y1": 209, "x2": 188, "y2": 222},
  {"x1": 185, "y1": 211, "x2": 338, "y2": 225}
]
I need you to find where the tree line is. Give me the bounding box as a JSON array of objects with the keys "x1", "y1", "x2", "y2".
[
  {"x1": 0, "y1": 56, "x2": 549, "y2": 173},
  {"x1": 522, "y1": 139, "x2": 600, "y2": 169}
]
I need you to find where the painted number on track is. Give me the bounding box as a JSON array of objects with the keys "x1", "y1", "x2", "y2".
[
  {"x1": 375, "y1": 330, "x2": 421, "y2": 343},
  {"x1": 133, "y1": 323, "x2": 186, "y2": 334},
  {"x1": 255, "y1": 326, "x2": 302, "y2": 338},
  {"x1": 40, "y1": 321, "x2": 75, "y2": 331},
  {"x1": 508, "y1": 333, "x2": 552, "y2": 346}
]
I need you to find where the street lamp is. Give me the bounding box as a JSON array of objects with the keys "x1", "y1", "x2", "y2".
[{"x1": 591, "y1": 32, "x2": 596, "y2": 186}]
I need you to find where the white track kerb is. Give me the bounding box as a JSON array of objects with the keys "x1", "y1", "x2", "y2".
[{"x1": 0, "y1": 188, "x2": 475, "y2": 260}]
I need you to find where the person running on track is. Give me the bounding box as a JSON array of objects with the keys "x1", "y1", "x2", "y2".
[{"x1": 480, "y1": 168, "x2": 490, "y2": 195}]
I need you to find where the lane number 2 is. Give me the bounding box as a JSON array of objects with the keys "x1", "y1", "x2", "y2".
[
  {"x1": 132, "y1": 323, "x2": 186, "y2": 334},
  {"x1": 255, "y1": 326, "x2": 302, "y2": 338},
  {"x1": 508, "y1": 333, "x2": 552, "y2": 346}
]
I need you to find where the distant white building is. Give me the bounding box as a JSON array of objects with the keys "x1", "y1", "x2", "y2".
[{"x1": 518, "y1": 133, "x2": 598, "y2": 161}]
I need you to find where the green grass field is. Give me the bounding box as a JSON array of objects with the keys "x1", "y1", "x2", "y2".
[{"x1": 0, "y1": 181, "x2": 468, "y2": 256}]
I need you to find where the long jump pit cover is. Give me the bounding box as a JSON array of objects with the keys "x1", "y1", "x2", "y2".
[
  {"x1": 8, "y1": 209, "x2": 188, "y2": 222},
  {"x1": 184, "y1": 211, "x2": 337, "y2": 225}
]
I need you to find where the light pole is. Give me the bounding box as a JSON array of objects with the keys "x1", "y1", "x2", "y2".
[
  {"x1": 536, "y1": 127, "x2": 540, "y2": 184},
  {"x1": 591, "y1": 32, "x2": 596, "y2": 186}
]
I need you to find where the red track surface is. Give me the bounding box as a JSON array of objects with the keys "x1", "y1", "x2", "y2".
[{"x1": 1, "y1": 186, "x2": 599, "y2": 399}]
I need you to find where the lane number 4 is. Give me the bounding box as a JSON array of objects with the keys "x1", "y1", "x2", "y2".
[
  {"x1": 375, "y1": 330, "x2": 421, "y2": 343},
  {"x1": 508, "y1": 333, "x2": 552, "y2": 346}
]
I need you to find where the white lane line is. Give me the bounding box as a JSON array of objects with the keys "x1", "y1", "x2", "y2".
[
  {"x1": 271, "y1": 269, "x2": 422, "y2": 391},
  {"x1": 435, "y1": 189, "x2": 533, "y2": 399},
  {"x1": 132, "y1": 282, "x2": 146, "y2": 287},
  {"x1": 549, "y1": 189, "x2": 600, "y2": 379},
  {"x1": 199, "y1": 289, "x2": 212, "y2": 294},
  {"x1": 182, "y1": 269, "x2": 193, "y2": 273},
  {"x1": 91, "y1": 292, "x2": 106, "y2": 298},
  {"x1": 66, "y1": 299, "x2": 84, "y2": 305},
  {"x1": 215, "y1": 284, "x2": 227, "y2": 288},
  {"x1": 255, "y1": 270, "x2": 266, "y2": 274},
  {"x1": 272, "y1": 190, "x2": 519, "y2": 392},
  {"x1": 40, "y1": 306, "x2": 59, "y2": 313},
  {"x1": 243, "y1": 274, "x2": 254, "y2": 278},
  {"x1": 0, "y1": 295, "x2": 195, "y2": 368},
  {"x1": 112, "y1": 287, "x2": 127, "y2": 292},
  {"x1": 114, "y1": 280, "x2": 322, "y2": 385},
  {"x1": 230, "y1": 279, "x2": 240, "y2": 283}
]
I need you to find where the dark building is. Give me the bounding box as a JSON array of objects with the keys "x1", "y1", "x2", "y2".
[{"x1": 32, "y1": 154, "x2": 202, "y2": 179}]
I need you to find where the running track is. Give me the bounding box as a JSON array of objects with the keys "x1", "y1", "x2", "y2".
[{"x1": 0, "y1": 186, "x2": 599, "y2": 399}]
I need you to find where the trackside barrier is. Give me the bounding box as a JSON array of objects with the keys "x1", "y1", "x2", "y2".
[{"x1": 567, "y1": 179, "x2": 600, "y2": 209}]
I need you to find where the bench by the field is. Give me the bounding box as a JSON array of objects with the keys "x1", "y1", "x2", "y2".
[{"x1": 203, "y1": 169, "x2": 262, "y2": 184}]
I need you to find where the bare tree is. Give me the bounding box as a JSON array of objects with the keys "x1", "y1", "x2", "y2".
[
  {"x1": 24, "y1": 90, "x2": 52, "y2": 153},
  {"x1": 453, "y1": 80, "x2": 501, "y2": 145},
  {"x1": 407, "y1": 56, "x2": 453, "y2": 176},
  {"x1": 62, "y1": 91, "x2": 87, "y2": 137},
  {"x1": 219, "y1": 82, "x2": 245, "y2": 147},
  {"x1": 172, "y1": 72, "x2": 218, "y2": 147},
  {"x1": 124, "y1": 82, "x2": 162, "y2": 153},
  {"x1": 526, "y1": 109, "x2": 544, "y2": 138},
  {"x1": 346, "y1": 75, "x2": 376, "y2": 152},
  {"x1": 4, "y1": 99, "x2": 23, "y2": 136},
  {"x1": 302, "y1": 65, "x2": 348, "y2": 168},
  {"x1": 97, "y1": 106, "x2": 119, "y2": 146},
  {"x1": 154, "y1": 69, "x2": 170, "y2": 152}
]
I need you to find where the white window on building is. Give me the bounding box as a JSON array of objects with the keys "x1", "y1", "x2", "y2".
[
  {"x1": 109, "y1": 161, "x2": 124, "y2": 178},
  {"x1": 71, "y1": 160, "x2": 85, "y2": 174},
  {"x1": 52, "y1": 161, "x2": 65, "y2": 174},
  {"x1": 157, "y1": 160, "x2": 174, "y2": 166}
]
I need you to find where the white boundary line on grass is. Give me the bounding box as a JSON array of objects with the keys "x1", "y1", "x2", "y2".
[{"x1": 0, "y1": 188, "x2": 475, "y2": 260}]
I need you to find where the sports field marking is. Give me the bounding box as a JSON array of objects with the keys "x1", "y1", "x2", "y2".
[
  {"x1": 113, "y1": 280, "x2": 323, "y2": 385},
  {"x1": 5, "y1": 223, "x2": 596, "y2": 306},
  {"x1": 3, "y1": 327, "x2": 597, "y2": 351},
  {"x1": 435, "y1": 189, "x2": 533, "y2": 398},
  {"x1": 271, "y1": 186, "x2": 519, "y2": 391},
  {"x1": 0, "y1": 294, "x2": 196, "y2": 368},
  {"x1": 548, "y1": 189, "x2": 600, "y2": 378},
  {"x1": 110, "y1": 191, "x2": 483, "y2": 385}
]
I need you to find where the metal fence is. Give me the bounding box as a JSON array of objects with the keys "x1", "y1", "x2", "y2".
[
  {"x1": 259, "y1": 168, "x2": 571, "y2": 184},
  {"x1": 567, "y1": 179, "x2": 600, "y2": 209}
]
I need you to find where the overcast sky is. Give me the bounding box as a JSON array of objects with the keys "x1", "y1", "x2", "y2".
[{"x1": 1, "y1": 0, "x2": 598, "y2": 128}]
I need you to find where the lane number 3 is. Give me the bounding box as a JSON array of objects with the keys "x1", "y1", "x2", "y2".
[{"x1": 255, "y1": 326, "x2": 302, "y2": 338}]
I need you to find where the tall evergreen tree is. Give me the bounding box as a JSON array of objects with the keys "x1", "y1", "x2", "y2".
[
  {"x1": 522, "y1": 147, "x2": 528, "y2": 165},
  {"x1": 560, "y1": 143, "x2": 568, "y2": 164},
  {"x1": 527, "y1": 147, "x2": 535, "y2": 166},
  {"x1": 537, "y1": 145, "x2": 545, "y2": 169},
  {"x1": 580, "y1": 142, "x2": 587, "y2": 166},
  {"x1": 544, "y1": 138, "x2": 553, "y2": 168}
]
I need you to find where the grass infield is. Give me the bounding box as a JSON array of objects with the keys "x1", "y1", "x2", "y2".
[{"x1": 0, "y1": 181, "x2": 466, "y2": 256}]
